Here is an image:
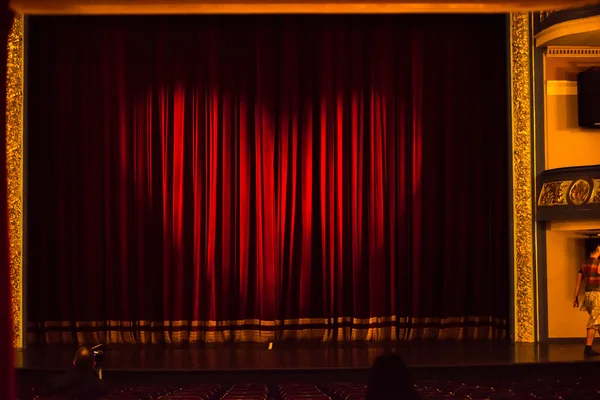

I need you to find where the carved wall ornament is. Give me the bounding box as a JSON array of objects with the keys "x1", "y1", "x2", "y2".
[
  {"x1": 510, "y1": 12, "x2": 535, "y2": 343},
  {"x1": 590, "y1": 179, "x2": 600, "y2": 204},
  {"x1": 546, "y1": 47, "x2": 600, "y2": 58},
  {"x1": 538, "y1": 178, "x2": 600, "y2": 207},
  {"x1": 538, "y1": 181, "x2": 572, "y2": 206},
  {"x1": 539, "y1": 10, "x2": 559, "y2": 22},
  {"x1": 6, "y1": 13, "x2": 24, "y2": 349},
  {"x1": 569, "y1": 179, "x2": 592, "y2": 205}
]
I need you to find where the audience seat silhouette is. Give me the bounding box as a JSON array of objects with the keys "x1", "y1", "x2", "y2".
[{"x1": 16, "y1": 376, "x2": 600, "y2": 399}]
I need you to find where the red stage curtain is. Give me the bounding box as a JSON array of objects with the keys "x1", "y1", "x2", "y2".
[
  {"x1": 26, "y1": 15, "x2": 508, "y2": 343},
  {"x1": 1, "y1": 2, "x2": 16, "y2": 400}
]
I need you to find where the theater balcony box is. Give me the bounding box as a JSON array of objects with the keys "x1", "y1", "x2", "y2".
[{"x1": 537, "y1": 165, "x2": 600, "y2": 222}]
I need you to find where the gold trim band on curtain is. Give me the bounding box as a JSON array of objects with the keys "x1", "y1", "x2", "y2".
[
  {"x1": 27, "y1": 316, "x2": 507, "y2": 344},
  {"x1": 6, "y1": 13, "x2": 24, "y2": 350},
  {"x1": 510, "y1": 12, "x2": 535, "y2": 343}
]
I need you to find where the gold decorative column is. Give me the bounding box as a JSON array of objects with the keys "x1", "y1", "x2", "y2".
[
  {"x1": 509, "y1": 12, "x2": 535, "y2": 343},
  {"x1": 6, "y1": 13, "x2": 24, "y2": 349}
]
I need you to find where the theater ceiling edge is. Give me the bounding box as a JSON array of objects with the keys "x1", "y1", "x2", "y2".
[
  {"x1": 5, "y1": 6, "x2": 540, "y2": 347},
  {"x1": 8, "y1": 0, "x2": 600, "y2": 14}
]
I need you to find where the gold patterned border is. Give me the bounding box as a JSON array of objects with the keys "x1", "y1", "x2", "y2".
[
  {"x1": 510, "y1": 12, "x2": 535, "y2": 343},
  {"x1": 6, "y1": 13, "x2": 24, "y2": 349}
]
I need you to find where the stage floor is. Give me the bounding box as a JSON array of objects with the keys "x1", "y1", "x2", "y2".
[{"x1": 14, "y1": 340, "x2": 599, "y2": 372}]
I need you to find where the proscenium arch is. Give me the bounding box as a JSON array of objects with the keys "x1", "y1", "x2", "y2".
[{"x1": 5, "y1": 7, "x2": 536, "y2": 348}]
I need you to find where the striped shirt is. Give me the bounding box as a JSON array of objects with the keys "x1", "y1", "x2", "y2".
[{"x1": 579, "y1": 257, "x2": 600, "y2": 292}]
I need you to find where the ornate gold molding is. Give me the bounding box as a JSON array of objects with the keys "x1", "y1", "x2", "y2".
[
  {"x1": 538, "y1": 178, "x2": 600, "y2": 206},
  {"x1": 6, "y1": 13, "x2": 24, "y2": 349},
  {"x1": 538, "y1": 181, "x2": 571, "y2": 206},
  {"x1": 592, "y1": 179, "x2": 600, "y2": 204},
  {"x1": 539, "y1": 10, "x2": 559, "y2": 22},
  {"x1": 535, "y1": 15, "x2": 600, "y2": 47},
  {"x1": 569, "y1": 179, "x2": 592, "y2": 205},
  {"x1": 510, "y1": 12, "x2": 535, "y2": 343},
  {"x1": 546, "y1": 46, "x2": 600, "y2": 58}
]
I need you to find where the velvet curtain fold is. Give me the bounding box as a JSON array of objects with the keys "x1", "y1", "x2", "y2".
[{"x1": 26, "y1": 15, "x2": 509, "y2": 344}]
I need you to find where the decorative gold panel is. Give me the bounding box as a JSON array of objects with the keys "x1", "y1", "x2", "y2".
[
  {"x1": 6, "y1": 13, "x2": 24, "y2": 349},
  {"x1": 510, "y1": 12, "x2": 535, "y2": 343},
  {"x1": 591, "y1": 179, "x2": 600, "y2": 204},
  {"x1": 538, "y1": 178, "x2": 600, "y2": 206},
  {"x1": 569, "y1": 179, "x2": 591, "y2": 205},
  {"x1": 539, "y1": 10, "x2": 559, "y2": 22},
  {"x1": 538, "y1": 181, "x2": 571, "y2": 206}
]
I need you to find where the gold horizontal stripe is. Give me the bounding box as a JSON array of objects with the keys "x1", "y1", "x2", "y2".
[
  {"x1": 33, "y1": 315, "x2": 501, "y2": 328},
  {"x1": 27, "y1": 316, "x2": 507, "y2": 344}
]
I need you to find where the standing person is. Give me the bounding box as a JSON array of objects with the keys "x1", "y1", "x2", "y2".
[{"x1": 574, "y1": 240, "x2": 600, "y2": 356}]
